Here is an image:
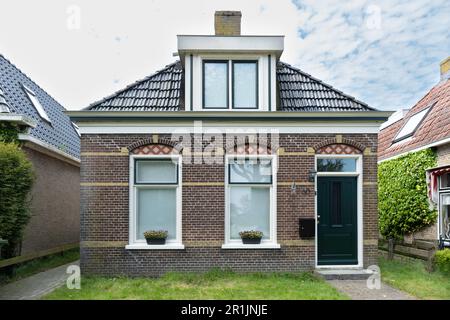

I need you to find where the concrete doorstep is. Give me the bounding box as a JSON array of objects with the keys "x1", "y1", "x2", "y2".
[{"x1": 0, "y1": 260, "x2": 79, "y2": 300}]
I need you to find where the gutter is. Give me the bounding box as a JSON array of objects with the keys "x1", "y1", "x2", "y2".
[
  {"x1": 18, "y1": 133, "x2": 81, "y2": 167},
  {"x1": 0, "y1": 114, "x2": 37, "y2": 128},
  {"x1": 66, "y1": 111, "x2": 393, "y2": 122}
]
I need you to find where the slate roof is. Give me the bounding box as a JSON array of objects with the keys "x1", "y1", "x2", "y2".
[
  {"x1": 86, "y1": 61, "x2": 183, "y2": 111},
  {"x1": 378, "y1": 78, "x2": 450, "y2": 161},
  {"x1": 86, "y1": 60, "x2": 374, "y2": 112},
  {"x1": 0, "y1": 55, "x2": 80, "y2": 160},
  {"x1": 277, "y1": 62, "x2": 374, "y2": 111}
]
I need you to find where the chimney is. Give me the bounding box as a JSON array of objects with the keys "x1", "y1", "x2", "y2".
[
  {"x1": 441, "y1": 56, "x2": 450, "y2": 81},
  {"x1": 214, "y1": 11, "x2": 241, "y2": 36}
]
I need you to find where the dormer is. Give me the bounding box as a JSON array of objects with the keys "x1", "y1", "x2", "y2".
[{"x1": 178, "y1": 11, "x2": 283, "y2": 111}]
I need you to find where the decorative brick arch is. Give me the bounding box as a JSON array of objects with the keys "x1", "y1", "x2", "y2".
[
  {"x1": 313, "y1": 138, "x2": 365, "y2": 154},
  {"x1": 127, "y1": 137, "x2": 182, "y2": 155},
  {"x1": 224, "y1": 140, "x2": 274, "y2": 155},
  {"x1": 316, "y1": 144, "x2": 362, "y2": 155}
]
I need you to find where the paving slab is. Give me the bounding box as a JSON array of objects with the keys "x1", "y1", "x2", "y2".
[
  {"x1": 0, "y1": 260, "x2": 79, "y2": 300},
  {"x1": 327, "y1": 279, "x2": 416, "y2": 300}
]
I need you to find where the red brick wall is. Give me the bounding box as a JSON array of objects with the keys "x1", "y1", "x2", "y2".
[{"x1": 80, "y1": 133, "x2": 378, "y2": 276}]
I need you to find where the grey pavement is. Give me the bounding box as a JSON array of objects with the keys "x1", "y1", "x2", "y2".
[
  {"x1": 327, "y1": 279, "x2": 416, "y2": 300},
  {"x1": 0, "y1": 260, "x2": 79, "y2": 300}
]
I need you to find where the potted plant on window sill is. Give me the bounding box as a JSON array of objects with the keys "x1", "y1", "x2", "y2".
[
  {"x1": 143, "y1": 230, "x2": 168, "y2": 245},
  {"x1": 239, "y1": 231, "x2": 263, "y2": 244}
]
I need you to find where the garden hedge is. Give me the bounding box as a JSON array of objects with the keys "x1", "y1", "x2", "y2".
[
  {"x1": 0, "y1": 142, "x2": 35, "y2": 258},
  {"x1": 378, "y1": 148, "x2": 437, "y2": 239}
]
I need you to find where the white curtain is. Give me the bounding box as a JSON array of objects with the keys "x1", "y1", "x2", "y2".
[
  {"x1": 230, "y1": 187, "x2": 270, "y2": 239},
  {"x1": 137, "y1": 188, "x2": 176, "y2": 240}
]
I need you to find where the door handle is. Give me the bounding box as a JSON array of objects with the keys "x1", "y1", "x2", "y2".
[{"x1": 317, "y1": 215, "x2": 320, "y2": 224}]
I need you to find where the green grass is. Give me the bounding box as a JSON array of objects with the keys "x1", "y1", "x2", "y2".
[
  {"x1": 44, "y1": 269, "x2": 348, "y2": 300},
  {"x1": 0, "y1": 248, "x2": 79, "y2": 285},
  {"x1": 379, "y1": 256, "x2": 450, "y2": 300}
]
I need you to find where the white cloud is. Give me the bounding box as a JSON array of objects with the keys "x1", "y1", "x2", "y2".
[{"x1": 0, "y1": 0, "x2": 448, "y2": 110}]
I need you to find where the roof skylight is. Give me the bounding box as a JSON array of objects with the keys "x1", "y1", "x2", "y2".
[
  {"x1": 23, "y1": 85, "x2": 51, "y2": 123},
  {"x1": 393, "y1": 106, "x2": 432, "y2": 143}
]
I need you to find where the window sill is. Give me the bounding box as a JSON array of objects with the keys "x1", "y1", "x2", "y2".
[
  {"x1": 125, "y1": 243, "x2": 185, "y2": 250},
  {"x1": 221, "y1": 243, "x2": 281, "y2": 249}
]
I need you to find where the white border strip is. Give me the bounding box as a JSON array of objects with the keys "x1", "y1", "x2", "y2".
[{"x1": 18, "y1": 133, "x2": 80, "y2": 165}]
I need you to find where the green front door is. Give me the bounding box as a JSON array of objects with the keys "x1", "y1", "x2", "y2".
[{"x1": 317, "y1": 176, "x2": 358, "y2": 265}]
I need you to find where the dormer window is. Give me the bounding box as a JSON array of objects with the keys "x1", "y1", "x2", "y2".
[
  {"x1": 202, "y1": 60, "x2": 258, "y2": 109},
  {"x1": 23, "y1": 85, "x2": 51, "y2": 123},
  {"x1": 203, "y1": 61, "x2": 228, "y2": 109},
  {"x1": 232, "y1": 61, "x2": 258, "y2": 109}
]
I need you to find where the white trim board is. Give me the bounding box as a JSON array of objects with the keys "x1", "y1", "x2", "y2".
[
  {"x1": 78, "y1": 122, "x2": 382, "y2": 134},
  {"x1": 18, "y1": 133, "x2": 80, "y2": 166},
  {"x1": 378, "y1": 135, "x2": 450, "y2": 163}
]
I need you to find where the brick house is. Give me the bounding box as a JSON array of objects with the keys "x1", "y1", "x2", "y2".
[
  {"x1": 0, "y1": 55, "x2": 80, "y2": 256},
  {"x1": 70, "y1": 12, "x2": 391, "y2": 276},
  {"x1": 378, "y1": 57, "x2": 450, "y2": 249}
]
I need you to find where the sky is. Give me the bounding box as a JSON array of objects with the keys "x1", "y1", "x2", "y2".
[{"x1": 0, "y1": 0, "x2": 449, "y2": 111}]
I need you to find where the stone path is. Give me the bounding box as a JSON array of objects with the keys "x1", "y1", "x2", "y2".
[
  {"x1": 0, "y1": 260, "x2": 79, "y2": 300},
  {"x1": 327, "y1": 279, "x2": 416, "y2": 300}
]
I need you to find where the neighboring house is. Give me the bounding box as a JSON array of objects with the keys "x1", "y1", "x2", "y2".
[
  {"x1": 70, "y1": 11, "x2": 391, "y2": 276},
  {"x1": 0, "y1": 54, "x2": 80, "y2": 256},
  {"x1": 378, "y1": 56, "x2": 450, "y2": 249}
]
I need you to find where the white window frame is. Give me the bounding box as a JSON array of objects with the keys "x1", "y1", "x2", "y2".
[
  {"x1": 222, "y1": 154, "x2": 280, "y2": 249},
  {"x1": 22, "y1": 85, "x2": 52, "y2": 123},
  {"x1": 187, "y1": 53, "x2": 275, "y2": 112},
  {"x1": 314, "y1": 154, "x2": 363, "y2": 268},
  {"x1": 126, "y1": 154, "x2": 184, "y2": 250}
]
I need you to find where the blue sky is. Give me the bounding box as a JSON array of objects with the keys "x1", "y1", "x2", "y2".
[{"x1": 0, "y1": 0, "x2": 448, "y2": 110}]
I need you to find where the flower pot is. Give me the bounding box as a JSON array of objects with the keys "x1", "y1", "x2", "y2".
[
  {"x1": 146, "y1": 238, "x2": 166, "y2": 245},
  {"x1": 242, "y1": 238, "x2": 262, "y2": 245}
]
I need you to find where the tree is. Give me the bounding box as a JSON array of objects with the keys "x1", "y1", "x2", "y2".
[{"x1": 0, "y1": 142, "x2": 35, "y2": 259}]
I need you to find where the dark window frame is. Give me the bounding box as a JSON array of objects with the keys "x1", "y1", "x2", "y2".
[
  {"x1": 134, "y1": 158, "x2": 179, "y2": 185},
  {"x1": 202, "y1": 60, "x2": 229, "y2": 109},
  {"x1": 231, "y1": 60, "x2": 259, "y2": 109}
]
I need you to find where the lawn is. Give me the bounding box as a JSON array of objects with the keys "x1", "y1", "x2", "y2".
[
  {"x1": 44, "y1": 270, "x2": 348, "y2": 300},
  {"x1": 0, "y1": 248, "x2": 80, "y2": 285},
  {"x1": 379, "y1": 256, "x2": 450, "y2": 300}
]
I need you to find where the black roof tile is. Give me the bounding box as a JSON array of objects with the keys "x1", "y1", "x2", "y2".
[{"x1": 86, "y1": 60, "x2": 374, "y2": 112}]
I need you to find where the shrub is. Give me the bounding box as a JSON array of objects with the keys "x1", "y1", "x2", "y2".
[
  {"x1": 239, "y1": 230, "x2": 263, "y2": 239},
  {"x1": 143, "y1": 230, "x2": 168, "y2": 239},
  {"x1": 0, "y1": 122, "x2": 20, "y2": 143},
  {"x1": 433, "y1": 249, "x2": 450, "y2": 274},
  {"x1": 0, "y1": 142, "x2": 35, "y2": 258},
  {"x1": 378, "y1": 148, "x2": 437, "y2": 240}
]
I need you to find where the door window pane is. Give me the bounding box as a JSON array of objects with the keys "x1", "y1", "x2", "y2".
[
  {"x1": 229, "y1": 159, "x2": 272, "y2": 184},
  {"x1": 230, "y1": 187, "x2": 270, "y2": 239},
  {"x1": 137, "y1": 188, "x2": 176, "y2": 240},
  {"x1": 136, "y1": 160, "x2": 177, "y2": 184},
  {"x1": 203, "y1": 61, "x2": 228, "y2": 108},
  {"x1": 317, "y1": 158, "x2": 357, "y2": 172},
  {"x1": 233, "y1": 62, "x2": 257, "y2": 109}
]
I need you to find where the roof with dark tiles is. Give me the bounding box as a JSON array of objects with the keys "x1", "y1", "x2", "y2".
[
  {"x1": 0, "y1": 55, "x2": 80, "y2": 160},
  {"x1": 86, "y1": 60, "x2": 374, "y2": 112},
  {"x1": 378, "y1": 78, "x2": 450, "y2": 161}
]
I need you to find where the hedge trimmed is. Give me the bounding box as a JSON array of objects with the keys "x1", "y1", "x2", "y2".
[
  {"x1": 0, "y1": 142, "x2": 35, "y2": 258},
  {"x1": 434, "y1": 249, "x2": 450, "y2": 274},
  {"x1": 378, "y1": 148, "x2": 437, "y2": 239}
]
